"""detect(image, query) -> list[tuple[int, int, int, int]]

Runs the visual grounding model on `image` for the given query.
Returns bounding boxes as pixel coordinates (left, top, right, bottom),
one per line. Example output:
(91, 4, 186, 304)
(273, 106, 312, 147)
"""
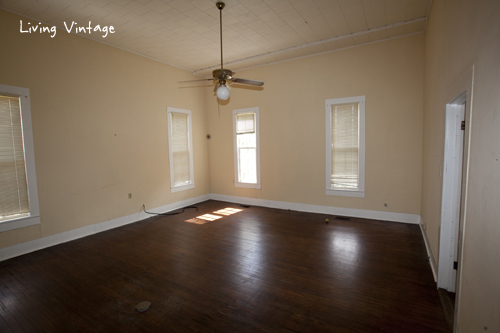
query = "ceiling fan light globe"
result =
(217, 85, 230, 100)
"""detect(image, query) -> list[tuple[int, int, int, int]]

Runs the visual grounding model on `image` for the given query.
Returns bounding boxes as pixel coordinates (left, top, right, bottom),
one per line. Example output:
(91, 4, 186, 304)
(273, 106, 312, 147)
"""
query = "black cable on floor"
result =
(142, 204, 198, 216)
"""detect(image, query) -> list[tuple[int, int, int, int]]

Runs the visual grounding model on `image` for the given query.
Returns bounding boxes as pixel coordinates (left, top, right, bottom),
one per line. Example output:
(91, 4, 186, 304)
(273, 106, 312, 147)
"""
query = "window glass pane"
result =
(239, 147, 257, 183)
(331, 103, 359, 189)
(0, 95, 30, 220)
(237, 132, 256, 148)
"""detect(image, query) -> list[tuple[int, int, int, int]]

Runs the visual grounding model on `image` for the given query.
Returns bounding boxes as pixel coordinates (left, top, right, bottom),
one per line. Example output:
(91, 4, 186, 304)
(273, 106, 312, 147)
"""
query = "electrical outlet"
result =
(128, 193, 132, 199)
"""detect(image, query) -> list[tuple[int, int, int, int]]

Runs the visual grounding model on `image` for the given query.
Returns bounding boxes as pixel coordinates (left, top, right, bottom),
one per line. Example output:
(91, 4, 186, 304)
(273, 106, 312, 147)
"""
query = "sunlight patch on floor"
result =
(213, 208, 243, 216)
(185, 207, 243, 224)
(185, 218, 209, 224)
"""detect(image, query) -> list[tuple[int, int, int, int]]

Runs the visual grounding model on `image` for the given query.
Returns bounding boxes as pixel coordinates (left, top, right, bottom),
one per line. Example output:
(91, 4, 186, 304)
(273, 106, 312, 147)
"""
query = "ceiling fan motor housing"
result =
(213, 69, 233, 80)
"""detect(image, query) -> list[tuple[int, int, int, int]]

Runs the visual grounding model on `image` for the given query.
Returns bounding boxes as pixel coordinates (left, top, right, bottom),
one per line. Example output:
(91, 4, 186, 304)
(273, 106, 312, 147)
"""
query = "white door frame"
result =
(437, 65, 474, 333)
(438, 92, 466, 292)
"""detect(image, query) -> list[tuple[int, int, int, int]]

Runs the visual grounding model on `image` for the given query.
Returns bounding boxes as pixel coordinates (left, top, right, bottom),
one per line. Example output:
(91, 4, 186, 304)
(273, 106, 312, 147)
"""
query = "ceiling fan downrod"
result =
(216, 2, 225, 70)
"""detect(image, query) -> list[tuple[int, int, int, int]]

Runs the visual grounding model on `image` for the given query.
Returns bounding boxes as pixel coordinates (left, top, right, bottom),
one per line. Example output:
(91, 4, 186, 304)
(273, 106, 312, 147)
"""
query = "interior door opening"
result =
(438, 93, 466, 292)
(437, 92, 468, 330)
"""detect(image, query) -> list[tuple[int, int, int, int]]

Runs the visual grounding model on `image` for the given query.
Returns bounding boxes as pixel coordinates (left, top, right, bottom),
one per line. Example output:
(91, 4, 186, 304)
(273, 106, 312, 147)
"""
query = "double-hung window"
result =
(167, 107, 194, 192)
(233, 107, 260, 189)
(326, 96, 365, 197)
(0, 84, 40, 232)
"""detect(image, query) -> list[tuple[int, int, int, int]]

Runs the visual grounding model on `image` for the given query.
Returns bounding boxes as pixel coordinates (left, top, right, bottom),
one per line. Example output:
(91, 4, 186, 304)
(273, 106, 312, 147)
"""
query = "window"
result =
(167, 107, 194, 192)
(326, 96, 365, 197)
(0, 84, 40, 232)
(233, 107, 260, 189)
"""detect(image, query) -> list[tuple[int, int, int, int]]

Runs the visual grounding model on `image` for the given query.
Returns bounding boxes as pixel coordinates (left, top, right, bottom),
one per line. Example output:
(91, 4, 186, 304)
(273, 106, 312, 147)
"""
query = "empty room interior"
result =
(0, 0, 499, 331)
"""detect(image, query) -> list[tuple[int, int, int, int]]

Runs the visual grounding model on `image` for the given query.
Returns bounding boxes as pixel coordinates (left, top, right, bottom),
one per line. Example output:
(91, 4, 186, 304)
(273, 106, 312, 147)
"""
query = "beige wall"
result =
(422, 0, 500, 331)
(0, 10, 210, 249)
(207, 34, 424, 215)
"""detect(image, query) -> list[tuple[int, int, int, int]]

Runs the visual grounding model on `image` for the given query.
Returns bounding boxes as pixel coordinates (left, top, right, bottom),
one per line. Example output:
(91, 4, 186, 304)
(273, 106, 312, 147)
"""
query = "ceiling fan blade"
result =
(213, 82, 220, 92)
(231, 78, 264, 86)
(179, 79, 213, 83)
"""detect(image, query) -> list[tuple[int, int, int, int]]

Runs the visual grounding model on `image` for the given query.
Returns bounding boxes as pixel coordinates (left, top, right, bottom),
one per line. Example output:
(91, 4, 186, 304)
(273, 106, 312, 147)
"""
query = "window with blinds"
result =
(236, 113, 257, 183)
(326, 96, 365, 197)
(0, 95, 30, 222)
(233, 107, 260, 189)
(167, 108, 194, 192)
(331, 103, 359, 189)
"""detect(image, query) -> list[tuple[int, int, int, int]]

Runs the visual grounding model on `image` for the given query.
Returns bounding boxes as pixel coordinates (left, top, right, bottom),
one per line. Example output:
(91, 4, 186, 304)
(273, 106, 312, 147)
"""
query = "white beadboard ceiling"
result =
(1, 0, 432, 77)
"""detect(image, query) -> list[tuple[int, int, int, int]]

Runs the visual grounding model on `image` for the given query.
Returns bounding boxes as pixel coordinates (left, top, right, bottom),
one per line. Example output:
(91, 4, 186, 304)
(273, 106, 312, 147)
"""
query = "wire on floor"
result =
(142, 204, 198, 216)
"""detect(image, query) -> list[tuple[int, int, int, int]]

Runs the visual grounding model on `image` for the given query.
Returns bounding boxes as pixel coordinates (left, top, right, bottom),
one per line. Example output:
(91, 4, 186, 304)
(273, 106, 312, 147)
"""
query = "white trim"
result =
(235, 183, 261, 189)
(170, 183, 195, 193)
(209, 193, 419, 224)
(325, 189, 364, 197)
(0, 193, 425, 262)
(0, 215, 40, 233)
(419, 216, 438, 282)
(167, 107, 195, 193)
(0, 84, 40, 232)
(232, 107, 261, 189)
(423, 0, 434, 32)
(453, 66, 475, 332)
(0, 194, 210, 261)
(197, 32, 423, 78)
(194, 18, 426, 75)
(325, 96, 365, 198)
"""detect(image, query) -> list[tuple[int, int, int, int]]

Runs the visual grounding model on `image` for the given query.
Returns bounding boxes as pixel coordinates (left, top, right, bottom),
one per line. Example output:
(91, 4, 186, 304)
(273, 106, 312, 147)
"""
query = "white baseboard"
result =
(209, 193, 420, 224)
(0, 194, 210, 262)
(0, 193, 424, 262)
(419, 216, 438, 282)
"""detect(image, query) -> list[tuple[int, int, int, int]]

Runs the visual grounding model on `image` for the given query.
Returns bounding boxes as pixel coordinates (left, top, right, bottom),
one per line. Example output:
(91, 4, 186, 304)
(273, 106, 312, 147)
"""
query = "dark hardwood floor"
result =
(0, 200, 449, 332)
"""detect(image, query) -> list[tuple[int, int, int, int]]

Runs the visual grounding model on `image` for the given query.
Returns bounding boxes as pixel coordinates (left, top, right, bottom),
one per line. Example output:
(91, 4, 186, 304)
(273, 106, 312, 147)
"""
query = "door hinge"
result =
(453, 261, 458, 270)
(461, 121, 465, 130)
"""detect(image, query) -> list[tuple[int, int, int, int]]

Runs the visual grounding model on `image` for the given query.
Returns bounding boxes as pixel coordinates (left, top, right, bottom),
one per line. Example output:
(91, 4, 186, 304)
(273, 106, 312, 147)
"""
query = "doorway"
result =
(438, 92, 469, 330)
(438, 92, 466, 293)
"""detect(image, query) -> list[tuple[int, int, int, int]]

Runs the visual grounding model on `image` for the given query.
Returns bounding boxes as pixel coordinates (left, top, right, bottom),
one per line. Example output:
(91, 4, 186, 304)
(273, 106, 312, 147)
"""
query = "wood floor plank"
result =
(0, 200, 449, 332)
(0, 272, 61, 332)
(0, 289, 36, 333)
(0, 298, 24, 333)
(4, 263, 91, 332)
(0, 313, 14, 333)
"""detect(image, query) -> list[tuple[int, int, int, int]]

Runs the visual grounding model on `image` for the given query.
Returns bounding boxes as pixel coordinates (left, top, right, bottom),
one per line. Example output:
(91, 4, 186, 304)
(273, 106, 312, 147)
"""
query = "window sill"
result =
(235, 182, 261, 189)
(171, 183, 195, 193)
(326, 189, 364, 198)
(0, 215, 41, 232)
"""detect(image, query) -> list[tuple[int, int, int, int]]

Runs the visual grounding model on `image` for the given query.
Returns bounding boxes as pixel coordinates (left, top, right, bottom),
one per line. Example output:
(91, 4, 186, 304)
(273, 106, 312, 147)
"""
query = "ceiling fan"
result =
(179, 1, 264, 100)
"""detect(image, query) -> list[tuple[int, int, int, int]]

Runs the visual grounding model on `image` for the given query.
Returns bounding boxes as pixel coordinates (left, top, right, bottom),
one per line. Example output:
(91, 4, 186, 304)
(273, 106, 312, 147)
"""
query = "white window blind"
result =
(236, 113, 255, 134)
(171, 112, 190, 187)
(331, 103, 359, 189)
(0, 95, 30, 221)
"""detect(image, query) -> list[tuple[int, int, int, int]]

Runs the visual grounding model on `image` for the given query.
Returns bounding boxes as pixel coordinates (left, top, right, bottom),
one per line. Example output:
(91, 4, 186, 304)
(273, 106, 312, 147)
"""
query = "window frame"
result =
(232, 107, 261, 189)
(167, 107, 195, 193)
(325, 96, 365, 198)
(0, 84, 40, 232)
